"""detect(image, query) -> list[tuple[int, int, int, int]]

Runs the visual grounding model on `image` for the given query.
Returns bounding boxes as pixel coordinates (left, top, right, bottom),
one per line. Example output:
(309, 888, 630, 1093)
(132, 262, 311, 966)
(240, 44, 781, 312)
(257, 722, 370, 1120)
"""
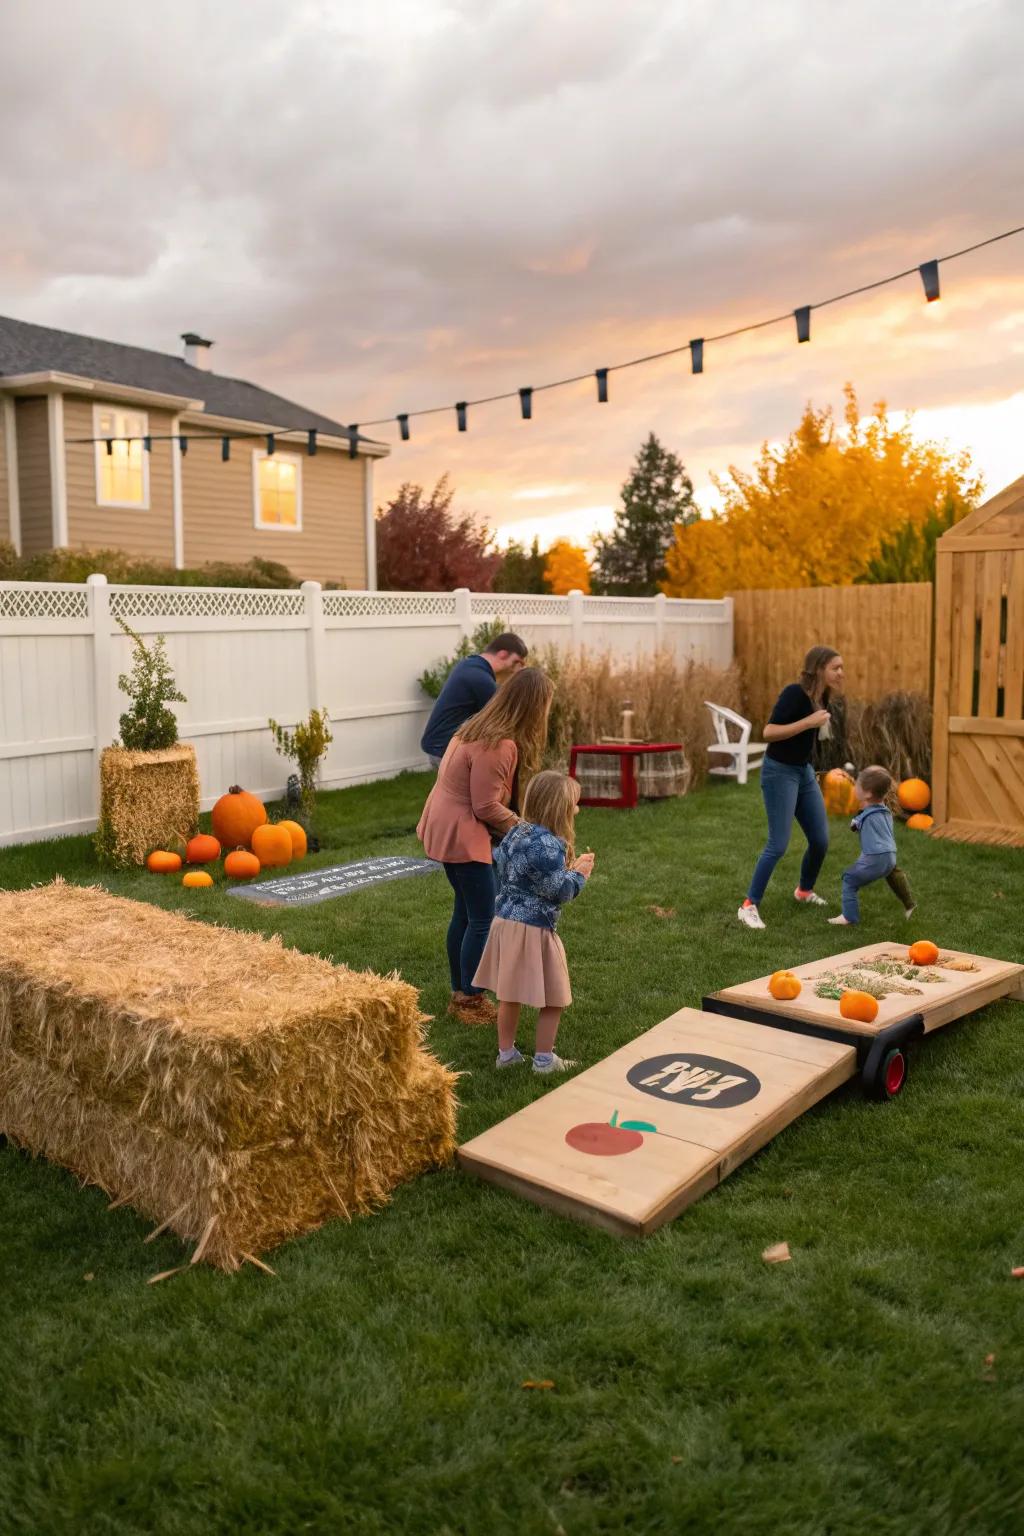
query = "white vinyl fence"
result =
(0, 580, 733, 846)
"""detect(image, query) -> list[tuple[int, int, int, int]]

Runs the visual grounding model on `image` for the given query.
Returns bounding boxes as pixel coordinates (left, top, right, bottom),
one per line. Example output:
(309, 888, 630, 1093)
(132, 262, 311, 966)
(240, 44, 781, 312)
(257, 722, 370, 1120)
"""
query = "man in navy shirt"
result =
(421, 633, 529, 766)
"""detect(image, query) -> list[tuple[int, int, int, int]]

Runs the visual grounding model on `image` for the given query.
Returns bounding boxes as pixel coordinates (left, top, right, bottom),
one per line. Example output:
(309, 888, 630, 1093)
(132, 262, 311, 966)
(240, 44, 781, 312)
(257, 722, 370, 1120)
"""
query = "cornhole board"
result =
(458, 1007, 856, 1237)
(703, 942, 1024, 1097)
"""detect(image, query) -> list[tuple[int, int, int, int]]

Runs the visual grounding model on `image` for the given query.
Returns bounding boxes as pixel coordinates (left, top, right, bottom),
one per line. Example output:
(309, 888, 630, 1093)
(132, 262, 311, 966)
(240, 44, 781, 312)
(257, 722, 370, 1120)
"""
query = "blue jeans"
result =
(842, 852, 896, 923)
(443, 860, 497, 994)
(748, 758, 829, 905)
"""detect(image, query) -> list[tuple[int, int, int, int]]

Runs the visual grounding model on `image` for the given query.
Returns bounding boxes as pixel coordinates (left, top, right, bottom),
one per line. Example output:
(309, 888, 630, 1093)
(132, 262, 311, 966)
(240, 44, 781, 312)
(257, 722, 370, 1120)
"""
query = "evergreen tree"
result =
(593, 433, 697, 595)
(856, 495, 959, 584)
(493, 537, 549, 593)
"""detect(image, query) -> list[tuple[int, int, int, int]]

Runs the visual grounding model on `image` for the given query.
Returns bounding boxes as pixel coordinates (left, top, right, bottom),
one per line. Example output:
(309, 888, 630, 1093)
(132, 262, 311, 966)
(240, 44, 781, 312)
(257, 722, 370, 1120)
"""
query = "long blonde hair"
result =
(456, 665, 553, 782)
(521, 770, 580, 861)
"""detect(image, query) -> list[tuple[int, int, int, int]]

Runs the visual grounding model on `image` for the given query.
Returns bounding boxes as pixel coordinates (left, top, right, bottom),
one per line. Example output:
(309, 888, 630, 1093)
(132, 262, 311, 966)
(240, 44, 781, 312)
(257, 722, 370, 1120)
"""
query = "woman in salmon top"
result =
(417, 666, 554, 1025)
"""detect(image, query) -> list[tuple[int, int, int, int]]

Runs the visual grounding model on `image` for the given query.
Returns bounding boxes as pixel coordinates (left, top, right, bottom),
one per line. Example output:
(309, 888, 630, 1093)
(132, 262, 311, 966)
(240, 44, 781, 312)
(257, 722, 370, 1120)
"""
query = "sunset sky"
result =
(3, 0, 1022, 552)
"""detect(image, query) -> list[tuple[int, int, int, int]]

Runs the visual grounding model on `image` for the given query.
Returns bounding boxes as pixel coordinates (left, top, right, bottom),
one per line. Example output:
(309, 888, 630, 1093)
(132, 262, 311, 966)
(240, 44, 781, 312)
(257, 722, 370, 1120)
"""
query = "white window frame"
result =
(252, 449, 303, 532)
(93, 404, 150, 510)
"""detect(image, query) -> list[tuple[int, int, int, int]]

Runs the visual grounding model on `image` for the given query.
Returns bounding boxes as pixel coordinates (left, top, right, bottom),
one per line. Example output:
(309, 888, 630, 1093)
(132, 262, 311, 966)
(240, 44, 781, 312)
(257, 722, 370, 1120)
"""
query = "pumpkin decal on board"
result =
(211, 786, 267, 850)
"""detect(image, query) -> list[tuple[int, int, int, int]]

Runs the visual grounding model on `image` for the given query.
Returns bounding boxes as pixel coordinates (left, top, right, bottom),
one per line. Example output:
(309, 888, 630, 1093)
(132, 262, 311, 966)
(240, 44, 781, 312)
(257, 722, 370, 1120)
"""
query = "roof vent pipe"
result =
(181, 332, 214, 370)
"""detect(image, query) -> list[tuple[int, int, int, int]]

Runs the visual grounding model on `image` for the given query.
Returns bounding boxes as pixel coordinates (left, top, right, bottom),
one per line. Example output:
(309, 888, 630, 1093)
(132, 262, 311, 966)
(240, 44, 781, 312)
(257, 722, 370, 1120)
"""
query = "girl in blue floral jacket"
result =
(473, 769, 594, 1074)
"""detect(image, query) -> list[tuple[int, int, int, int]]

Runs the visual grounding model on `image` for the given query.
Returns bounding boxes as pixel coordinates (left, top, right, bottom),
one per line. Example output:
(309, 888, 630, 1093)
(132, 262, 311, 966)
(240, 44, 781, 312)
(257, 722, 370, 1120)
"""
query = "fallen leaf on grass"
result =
(762, 1242, 791, 1264)
(147, 1267, 186, 1286)
(1012, 1267, 1024, 1279)
(648, 906, 676, 919)
(671, 1456, 683, 1465)
(982, 1353, 996, 1382)
(521, 1380, 555, 1391)
(83, 1273, 94, 1282)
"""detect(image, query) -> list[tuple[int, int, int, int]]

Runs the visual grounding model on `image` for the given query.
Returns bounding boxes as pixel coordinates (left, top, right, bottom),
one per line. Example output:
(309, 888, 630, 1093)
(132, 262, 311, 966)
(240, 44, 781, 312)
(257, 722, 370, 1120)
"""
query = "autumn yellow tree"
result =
(662, 385, 982, 597)
(544, 539, 592, 594)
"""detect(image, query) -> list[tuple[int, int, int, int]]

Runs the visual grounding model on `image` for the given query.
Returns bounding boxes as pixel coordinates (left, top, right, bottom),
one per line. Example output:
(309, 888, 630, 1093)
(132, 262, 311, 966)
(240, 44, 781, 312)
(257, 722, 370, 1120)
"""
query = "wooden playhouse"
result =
(931, 475, 1024, 847)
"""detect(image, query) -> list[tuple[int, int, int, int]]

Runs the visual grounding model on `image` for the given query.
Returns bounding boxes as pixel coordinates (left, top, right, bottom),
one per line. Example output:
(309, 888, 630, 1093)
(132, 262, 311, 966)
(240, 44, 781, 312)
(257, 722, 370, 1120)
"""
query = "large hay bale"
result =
(0, 883, 457, 1269)
(96, 745, 200, 868)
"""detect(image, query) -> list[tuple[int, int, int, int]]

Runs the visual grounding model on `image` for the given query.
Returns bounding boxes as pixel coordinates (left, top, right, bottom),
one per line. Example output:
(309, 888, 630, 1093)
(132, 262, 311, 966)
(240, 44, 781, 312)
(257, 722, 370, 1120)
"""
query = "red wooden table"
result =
(569, 742, 684, 809)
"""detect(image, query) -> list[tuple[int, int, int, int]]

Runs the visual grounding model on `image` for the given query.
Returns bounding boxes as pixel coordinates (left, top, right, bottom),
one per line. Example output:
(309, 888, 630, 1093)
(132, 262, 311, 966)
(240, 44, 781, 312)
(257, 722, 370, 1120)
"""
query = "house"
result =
(0, 315, 389, 587)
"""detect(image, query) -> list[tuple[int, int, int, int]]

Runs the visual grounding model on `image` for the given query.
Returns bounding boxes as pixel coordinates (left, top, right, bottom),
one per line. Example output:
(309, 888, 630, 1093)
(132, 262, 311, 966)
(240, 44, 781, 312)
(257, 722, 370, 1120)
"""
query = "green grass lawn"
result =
(2, 774, 1023, 1536)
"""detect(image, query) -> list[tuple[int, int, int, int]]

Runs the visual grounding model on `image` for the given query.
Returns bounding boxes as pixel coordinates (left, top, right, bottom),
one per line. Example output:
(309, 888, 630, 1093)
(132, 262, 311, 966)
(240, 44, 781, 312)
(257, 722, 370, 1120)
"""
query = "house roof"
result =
(0, 314, 381, 446)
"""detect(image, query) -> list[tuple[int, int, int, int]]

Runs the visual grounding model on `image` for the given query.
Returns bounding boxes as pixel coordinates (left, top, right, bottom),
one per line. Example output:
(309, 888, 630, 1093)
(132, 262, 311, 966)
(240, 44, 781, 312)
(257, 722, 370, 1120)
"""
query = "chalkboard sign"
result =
(226, 855, 443, 908)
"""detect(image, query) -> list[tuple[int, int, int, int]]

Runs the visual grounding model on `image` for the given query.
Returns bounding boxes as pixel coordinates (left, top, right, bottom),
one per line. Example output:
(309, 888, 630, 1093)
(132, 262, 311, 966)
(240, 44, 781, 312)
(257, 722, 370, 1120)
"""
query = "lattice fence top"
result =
(583, 597, 657, 619)
(0, 584, 90, 622)
(323, 592, 458, 619)
(108, 587, 307, 620)
(470, 594, 570, 619)
(664, 600, 729, 622)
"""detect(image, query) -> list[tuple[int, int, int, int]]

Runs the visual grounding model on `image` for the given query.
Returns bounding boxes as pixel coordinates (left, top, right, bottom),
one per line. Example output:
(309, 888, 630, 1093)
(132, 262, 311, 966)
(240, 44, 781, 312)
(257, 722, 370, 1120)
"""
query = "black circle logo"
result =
(626, 1053, 761, 1109)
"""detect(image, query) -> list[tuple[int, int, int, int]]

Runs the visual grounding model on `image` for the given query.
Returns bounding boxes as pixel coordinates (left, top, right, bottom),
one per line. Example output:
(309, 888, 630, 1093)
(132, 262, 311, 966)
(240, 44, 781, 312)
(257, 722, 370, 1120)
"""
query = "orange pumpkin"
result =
(908, 940, 940, 967)
(186, 833, 221, 864)
(146, 850, 182, 874)
(897, 778, 931, 813)
(211, 786, 267, 850)
(839, 990, 879, 1024)
(768, 970, 802, 1001)
(182, 870, 214, 889)
(906, 813, 934, 830)
(251, 823, 293, 868)
(278, 819, 307, 859)
(224, 849, 261, 880)
(822, 768, 859, 817)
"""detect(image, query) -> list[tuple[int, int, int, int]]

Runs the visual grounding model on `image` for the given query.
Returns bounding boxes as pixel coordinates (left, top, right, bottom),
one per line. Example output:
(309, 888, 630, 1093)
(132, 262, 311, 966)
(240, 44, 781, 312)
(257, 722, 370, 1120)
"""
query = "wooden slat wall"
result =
(730, 582, 934, 728)
(932, 485, 1024, 841)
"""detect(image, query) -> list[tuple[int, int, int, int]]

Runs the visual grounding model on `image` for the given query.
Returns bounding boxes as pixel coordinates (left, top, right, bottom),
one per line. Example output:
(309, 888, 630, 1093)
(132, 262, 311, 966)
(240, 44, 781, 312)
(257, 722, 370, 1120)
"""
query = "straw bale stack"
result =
(96, 745, 200, 867)
(0, 882, 457, 1268)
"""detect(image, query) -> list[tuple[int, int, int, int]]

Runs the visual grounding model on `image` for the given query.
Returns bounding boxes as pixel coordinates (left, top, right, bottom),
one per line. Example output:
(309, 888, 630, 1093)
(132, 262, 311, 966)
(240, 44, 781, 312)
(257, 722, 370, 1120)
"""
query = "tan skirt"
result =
(473, 916, 572, 1010)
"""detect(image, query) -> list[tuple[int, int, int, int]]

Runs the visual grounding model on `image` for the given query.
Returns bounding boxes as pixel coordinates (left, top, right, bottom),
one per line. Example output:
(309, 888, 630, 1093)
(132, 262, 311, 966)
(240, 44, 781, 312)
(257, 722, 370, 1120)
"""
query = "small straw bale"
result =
(96, 744, 200, 867)
(0, 883, 457, 1269)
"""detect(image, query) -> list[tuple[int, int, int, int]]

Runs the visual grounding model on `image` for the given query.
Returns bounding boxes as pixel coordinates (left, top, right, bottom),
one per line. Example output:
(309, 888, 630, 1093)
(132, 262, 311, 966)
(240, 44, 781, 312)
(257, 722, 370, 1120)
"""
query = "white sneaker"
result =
(495, 1048, 526, 1069)
(904, 905, 917, 921)
(533, 1053, 577, 1075)
(794, 888, 828, 906)
(737, 903, 766, 930)
(828, 914, 854, 926)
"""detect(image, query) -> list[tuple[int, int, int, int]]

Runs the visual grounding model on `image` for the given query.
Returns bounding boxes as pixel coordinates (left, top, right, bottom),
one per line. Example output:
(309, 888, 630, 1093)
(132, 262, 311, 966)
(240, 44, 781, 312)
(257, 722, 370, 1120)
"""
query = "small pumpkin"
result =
(839, 990, 880, 1024)
(278, 819, 308, 859)
(211, 785, 267, 850)
(822, 768, 859, 818)
(186, 832, 222, 864)
(146, 850, 182, 874)
(908, 940, 940, 967)
(224, 849, 261, 880)
(251, 822, 293, 868)
(768, 970, 802, 1001)
(182, 870, 214, 889)
(906, 813, 934, 830)
(897, 777, 931, 813)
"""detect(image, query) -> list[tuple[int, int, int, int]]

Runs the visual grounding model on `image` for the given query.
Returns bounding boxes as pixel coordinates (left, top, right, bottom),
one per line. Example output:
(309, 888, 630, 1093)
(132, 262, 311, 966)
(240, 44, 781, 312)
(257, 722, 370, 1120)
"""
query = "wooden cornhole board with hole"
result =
(458, 1008, 856, 1237)
(704, 942, 1024, 1098)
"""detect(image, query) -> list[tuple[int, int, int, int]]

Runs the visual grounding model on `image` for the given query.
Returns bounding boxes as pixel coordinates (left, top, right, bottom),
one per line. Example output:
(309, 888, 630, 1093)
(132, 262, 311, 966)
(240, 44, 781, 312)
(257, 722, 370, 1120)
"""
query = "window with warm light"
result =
(253, 451, 302, 530)
(94, 406, 149, 507)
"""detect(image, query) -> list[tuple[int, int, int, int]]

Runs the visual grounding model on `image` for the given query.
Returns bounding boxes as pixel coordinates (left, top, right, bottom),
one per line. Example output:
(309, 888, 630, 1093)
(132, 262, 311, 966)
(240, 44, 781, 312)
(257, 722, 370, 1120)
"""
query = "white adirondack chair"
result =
(705, 702, 766, 786)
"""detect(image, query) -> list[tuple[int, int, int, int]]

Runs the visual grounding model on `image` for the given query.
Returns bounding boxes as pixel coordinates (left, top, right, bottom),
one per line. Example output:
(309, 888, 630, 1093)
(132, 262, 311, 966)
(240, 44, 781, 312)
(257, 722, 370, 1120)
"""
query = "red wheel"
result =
(882, 1048, 907, 1098)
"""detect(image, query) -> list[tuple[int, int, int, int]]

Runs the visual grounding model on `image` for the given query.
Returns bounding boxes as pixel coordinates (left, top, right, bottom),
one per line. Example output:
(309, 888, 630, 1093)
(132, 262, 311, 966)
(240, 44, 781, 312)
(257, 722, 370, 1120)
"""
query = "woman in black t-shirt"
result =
(738, 645, 845, 930)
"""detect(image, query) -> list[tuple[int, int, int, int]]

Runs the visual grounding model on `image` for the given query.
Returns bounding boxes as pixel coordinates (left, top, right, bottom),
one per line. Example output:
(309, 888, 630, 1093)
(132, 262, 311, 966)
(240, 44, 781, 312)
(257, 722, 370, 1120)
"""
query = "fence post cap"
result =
(86, 573, 108, 586)
(300, 579, 322, 593)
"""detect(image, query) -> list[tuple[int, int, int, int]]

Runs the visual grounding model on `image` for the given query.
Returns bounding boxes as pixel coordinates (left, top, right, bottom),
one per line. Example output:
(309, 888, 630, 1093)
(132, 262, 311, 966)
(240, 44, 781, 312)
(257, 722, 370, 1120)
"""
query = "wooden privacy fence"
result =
(730, 583, 934, 727)
(932, 476, 1024, 846)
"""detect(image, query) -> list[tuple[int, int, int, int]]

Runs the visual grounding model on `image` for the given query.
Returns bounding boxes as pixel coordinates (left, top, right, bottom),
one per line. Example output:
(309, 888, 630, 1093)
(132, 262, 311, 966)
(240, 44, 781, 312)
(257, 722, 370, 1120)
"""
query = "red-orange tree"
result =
(375, 477, 501, 591)
(662, 386, 982, 597)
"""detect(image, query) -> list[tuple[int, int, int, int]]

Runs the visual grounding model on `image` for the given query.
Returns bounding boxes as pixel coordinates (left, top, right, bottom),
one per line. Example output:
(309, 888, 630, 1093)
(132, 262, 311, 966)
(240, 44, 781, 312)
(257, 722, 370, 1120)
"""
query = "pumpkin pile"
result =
(144, 785, 308, 887)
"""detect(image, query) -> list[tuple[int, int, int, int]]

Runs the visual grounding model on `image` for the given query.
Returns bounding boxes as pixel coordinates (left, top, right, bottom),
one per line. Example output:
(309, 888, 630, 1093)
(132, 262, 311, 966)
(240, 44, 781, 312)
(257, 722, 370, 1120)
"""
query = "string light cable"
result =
(62, 220, 1024, 453)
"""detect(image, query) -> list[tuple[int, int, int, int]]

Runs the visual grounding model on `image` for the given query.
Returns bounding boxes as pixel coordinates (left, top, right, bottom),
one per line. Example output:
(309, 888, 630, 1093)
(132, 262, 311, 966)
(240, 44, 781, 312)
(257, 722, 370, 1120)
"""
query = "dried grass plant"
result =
(537, 648, 744, 787)
(849, 691, 933, 784)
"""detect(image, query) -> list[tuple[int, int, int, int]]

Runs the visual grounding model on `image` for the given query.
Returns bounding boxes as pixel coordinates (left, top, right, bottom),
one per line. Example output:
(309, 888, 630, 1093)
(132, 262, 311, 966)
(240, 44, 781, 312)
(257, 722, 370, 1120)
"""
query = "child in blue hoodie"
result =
(829, 765, 915, 925)
(473, 769, 593, 1074)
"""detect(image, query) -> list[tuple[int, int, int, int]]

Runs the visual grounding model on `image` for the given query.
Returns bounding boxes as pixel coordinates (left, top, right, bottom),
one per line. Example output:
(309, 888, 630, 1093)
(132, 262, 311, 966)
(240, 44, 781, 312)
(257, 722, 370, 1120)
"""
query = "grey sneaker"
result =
(533, 1052, 577, 1075)
(737, 903, 766, 931)
(794, 888, 828, 906)
(495, 1048, 526, 1069)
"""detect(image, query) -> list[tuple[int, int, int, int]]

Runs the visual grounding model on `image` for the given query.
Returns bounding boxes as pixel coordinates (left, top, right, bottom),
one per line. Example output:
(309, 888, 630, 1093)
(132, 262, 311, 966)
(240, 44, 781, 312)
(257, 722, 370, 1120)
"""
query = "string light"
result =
(221, 437, 231, 462)
(60, 222, 1024, 455)
(266, 433, 275, 455)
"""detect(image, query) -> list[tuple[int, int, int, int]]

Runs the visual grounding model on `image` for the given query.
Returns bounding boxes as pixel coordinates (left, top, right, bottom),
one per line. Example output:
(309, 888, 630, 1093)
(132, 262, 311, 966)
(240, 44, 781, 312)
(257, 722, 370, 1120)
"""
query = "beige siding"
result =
(0, 398, 8, 545)
(62, 396, 176, 561)
(15, 398, 53, 556)
(180, 435, 367, 585)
